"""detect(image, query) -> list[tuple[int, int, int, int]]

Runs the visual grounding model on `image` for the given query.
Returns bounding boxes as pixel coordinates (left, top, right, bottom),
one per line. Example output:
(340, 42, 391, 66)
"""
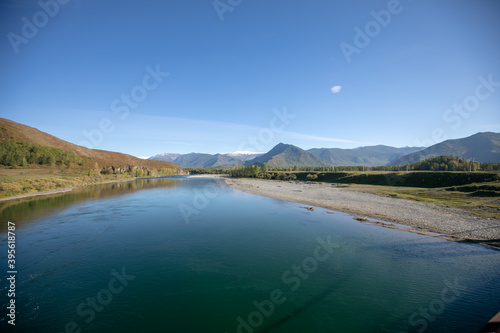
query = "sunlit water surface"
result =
(1, 177, 499, 332)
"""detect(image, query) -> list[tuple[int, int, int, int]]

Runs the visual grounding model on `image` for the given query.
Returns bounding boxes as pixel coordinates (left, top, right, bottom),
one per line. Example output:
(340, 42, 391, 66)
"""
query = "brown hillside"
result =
(0, 118, 183, 171)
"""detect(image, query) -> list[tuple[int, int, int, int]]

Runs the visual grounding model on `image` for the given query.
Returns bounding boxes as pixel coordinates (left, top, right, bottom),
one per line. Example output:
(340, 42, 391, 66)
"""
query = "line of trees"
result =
(187, 165, 367, 174)
(188, 156, 500, 176)
(187, 167, 230, 175)
(478, 162, 500, 171)
(228, 164, 300, 180)
(97, 164, 178, 177)
(268, 166, 335, 172)
(257, 157, 499, 172)
(404, 156, 479, 171)
(373, 156, 499, 171)
(229, 165, 267, 178)
(0, 140, 77, 167)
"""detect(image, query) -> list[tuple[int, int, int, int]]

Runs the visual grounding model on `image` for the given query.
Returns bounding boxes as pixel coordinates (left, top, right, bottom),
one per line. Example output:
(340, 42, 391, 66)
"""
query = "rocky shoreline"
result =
(211, 176, 500, 247)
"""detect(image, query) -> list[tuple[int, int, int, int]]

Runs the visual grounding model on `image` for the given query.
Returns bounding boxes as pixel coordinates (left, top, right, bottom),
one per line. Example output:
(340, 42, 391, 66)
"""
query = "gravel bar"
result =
(216, 176, 500, 247)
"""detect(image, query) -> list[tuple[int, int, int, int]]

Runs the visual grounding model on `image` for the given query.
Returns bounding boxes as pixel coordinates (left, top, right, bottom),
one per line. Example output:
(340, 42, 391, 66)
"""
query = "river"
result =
(0, 177, 499, 332)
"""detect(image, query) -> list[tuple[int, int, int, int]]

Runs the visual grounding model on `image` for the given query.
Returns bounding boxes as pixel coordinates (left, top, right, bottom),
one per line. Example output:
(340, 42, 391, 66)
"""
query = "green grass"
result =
(267, 170, 500, 219)
(289, 171, 500, 187)
(343, 182, 500, 219)
(0, 167, 142, 198)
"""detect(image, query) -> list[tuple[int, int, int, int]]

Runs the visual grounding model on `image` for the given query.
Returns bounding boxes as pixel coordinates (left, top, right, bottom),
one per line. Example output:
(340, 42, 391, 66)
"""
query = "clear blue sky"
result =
(1, 0, 499, 157)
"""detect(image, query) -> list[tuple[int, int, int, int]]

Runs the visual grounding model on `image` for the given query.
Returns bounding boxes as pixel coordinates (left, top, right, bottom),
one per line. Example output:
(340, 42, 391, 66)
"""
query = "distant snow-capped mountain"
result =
(222, 151, 265, 161)
(149, 151, 265, 167)
(148, 153, 182, 163)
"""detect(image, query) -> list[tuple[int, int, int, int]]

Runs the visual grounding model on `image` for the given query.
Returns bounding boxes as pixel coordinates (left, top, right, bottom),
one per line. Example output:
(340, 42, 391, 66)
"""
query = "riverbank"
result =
(197, 175, 500, 247)
(0, 165, 187, 200)
(0, 176, 143, 202)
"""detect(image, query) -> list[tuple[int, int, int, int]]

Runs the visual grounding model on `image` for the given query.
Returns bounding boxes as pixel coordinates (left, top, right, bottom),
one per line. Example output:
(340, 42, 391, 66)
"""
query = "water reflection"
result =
(0, 177, 498, 332)
(0, 178, 182, 230)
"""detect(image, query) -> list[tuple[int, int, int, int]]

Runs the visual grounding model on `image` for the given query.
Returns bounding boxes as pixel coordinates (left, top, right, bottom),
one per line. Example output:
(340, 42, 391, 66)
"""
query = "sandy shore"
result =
(0, 187, 75, 202)
(199, 175, 500, 247)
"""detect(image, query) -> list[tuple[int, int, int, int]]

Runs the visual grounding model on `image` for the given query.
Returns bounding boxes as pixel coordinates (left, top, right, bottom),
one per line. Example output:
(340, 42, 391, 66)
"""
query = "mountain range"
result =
(149, 151, 264, 168)
(150, 132, 500, 168)
(3, 118, 497, 170)
(390, 132, 500, 165)
(308, 145, 424, 166)
(245, 143, 329, 167)
(150, 144, 428, 168)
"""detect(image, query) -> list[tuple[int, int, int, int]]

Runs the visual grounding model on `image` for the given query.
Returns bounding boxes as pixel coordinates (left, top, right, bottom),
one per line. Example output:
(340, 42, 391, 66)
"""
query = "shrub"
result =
(306, 174, 318, 181)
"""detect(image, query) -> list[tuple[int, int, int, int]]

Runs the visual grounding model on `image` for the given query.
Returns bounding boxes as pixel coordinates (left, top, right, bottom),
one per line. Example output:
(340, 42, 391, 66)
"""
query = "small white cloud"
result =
(330, 85, 342, 94)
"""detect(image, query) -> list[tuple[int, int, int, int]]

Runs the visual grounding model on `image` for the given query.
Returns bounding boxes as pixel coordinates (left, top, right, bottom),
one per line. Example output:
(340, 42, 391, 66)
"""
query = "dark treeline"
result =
(229, 164, 300, 180)
(0, 139, 77, 167)
(226, 167, 500, 188)
(187, 165, 294, 180)
(187, 156, 500, 177)
(374, 156, 500, 172)
(187, 167, 229, 174)
(188, 165, 376, 174)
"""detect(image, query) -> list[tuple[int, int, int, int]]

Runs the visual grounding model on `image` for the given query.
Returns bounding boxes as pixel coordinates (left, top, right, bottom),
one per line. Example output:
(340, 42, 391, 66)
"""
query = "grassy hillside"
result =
(0, 118, 183, 172)
(0, 118, 185, 198)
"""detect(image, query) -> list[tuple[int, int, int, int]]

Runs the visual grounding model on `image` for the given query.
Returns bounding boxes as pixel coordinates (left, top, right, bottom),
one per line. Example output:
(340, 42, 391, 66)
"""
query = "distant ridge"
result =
(151, 144, 424, 167)
(148, 153, 182, 163)
(224, 151, 265, 161)
(150, 151, 264, 167)
(308, 145, 424, 166)
(390, 132, 500, 165)
(148, 132, 499, 168)
(173, 153, 239, 168)
(245, 143, 329, 167)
